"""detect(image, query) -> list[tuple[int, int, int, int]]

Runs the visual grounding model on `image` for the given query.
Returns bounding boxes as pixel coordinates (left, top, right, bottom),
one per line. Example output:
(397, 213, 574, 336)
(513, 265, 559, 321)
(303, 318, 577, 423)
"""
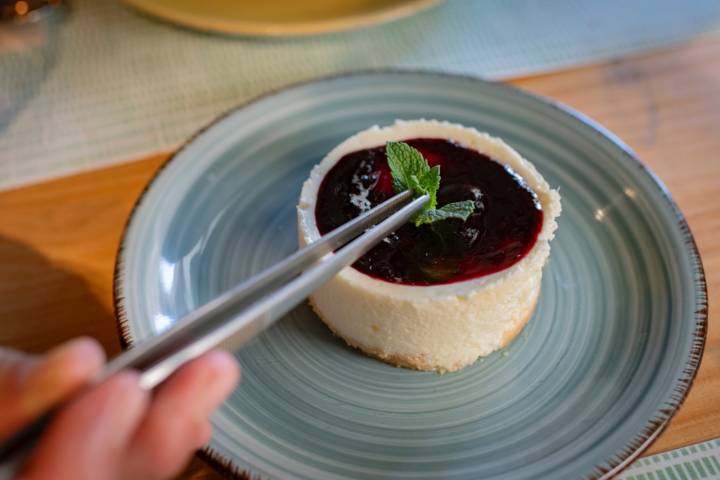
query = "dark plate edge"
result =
(111, 69, 709, 480)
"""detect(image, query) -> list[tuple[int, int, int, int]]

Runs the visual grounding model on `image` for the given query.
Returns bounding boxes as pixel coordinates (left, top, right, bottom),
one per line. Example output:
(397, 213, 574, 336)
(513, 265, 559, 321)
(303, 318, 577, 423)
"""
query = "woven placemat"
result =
(620, 439, 720, 479)
(1, 0, 719, 189)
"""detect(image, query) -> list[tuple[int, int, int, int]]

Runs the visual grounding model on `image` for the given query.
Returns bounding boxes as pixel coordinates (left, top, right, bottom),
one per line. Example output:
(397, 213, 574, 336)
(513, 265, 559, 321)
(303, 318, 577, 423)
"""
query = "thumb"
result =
(0, 337, 105, 439)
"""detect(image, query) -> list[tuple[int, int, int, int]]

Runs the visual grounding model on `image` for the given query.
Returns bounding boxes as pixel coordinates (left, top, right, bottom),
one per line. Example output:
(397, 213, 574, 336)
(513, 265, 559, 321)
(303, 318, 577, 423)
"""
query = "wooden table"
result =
(1, 37, 718, 479)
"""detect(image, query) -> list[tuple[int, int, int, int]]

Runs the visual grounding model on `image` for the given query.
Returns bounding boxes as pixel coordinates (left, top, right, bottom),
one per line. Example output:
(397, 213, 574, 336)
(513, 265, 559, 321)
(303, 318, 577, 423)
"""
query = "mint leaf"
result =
(386, 142, 439, 209)
(386, 141, 429, 193)
(436, 200, 476, 218)
(385, 141, 475, 227)
(413, 200, 476, 227)
(421, 165, 440, 210)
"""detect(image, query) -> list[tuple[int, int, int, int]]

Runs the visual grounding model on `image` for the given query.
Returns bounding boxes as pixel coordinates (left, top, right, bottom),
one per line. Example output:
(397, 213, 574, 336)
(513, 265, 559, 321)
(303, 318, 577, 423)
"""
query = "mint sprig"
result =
(385, 141, 475, 227)
(414, 200, 476, 226)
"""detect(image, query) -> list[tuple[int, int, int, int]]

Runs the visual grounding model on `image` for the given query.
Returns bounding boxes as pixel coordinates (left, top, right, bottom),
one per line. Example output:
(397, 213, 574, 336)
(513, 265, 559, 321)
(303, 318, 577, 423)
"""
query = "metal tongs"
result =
(0, 190, 428, 478)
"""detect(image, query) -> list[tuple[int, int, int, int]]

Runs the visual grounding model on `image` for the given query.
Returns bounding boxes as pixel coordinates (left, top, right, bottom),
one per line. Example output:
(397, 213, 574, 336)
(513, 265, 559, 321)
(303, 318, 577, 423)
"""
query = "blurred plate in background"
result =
(123, 0, 442, 36)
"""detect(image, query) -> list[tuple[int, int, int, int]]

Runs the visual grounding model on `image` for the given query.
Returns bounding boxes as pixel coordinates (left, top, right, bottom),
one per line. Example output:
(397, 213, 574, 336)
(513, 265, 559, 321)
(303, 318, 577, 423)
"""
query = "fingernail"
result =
(22, 338, 106, 413)
(105, 371, 148, 412)
(44, 337, 106, 372)
(201, 351, 240, 410)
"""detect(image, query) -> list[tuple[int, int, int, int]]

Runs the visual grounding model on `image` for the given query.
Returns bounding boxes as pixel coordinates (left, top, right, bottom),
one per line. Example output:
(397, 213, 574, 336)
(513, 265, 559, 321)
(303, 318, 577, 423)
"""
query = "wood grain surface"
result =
(0, 37, 718, 478)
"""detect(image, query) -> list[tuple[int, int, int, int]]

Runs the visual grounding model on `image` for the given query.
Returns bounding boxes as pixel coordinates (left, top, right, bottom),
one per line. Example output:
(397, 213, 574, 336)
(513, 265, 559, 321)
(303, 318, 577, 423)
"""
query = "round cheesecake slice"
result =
(297, 120, 561, 372)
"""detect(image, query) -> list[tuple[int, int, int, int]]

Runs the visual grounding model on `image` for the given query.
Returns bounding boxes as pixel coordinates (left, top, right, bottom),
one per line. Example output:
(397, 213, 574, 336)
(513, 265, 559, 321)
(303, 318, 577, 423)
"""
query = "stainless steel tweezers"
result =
(0, 189, 428, 478)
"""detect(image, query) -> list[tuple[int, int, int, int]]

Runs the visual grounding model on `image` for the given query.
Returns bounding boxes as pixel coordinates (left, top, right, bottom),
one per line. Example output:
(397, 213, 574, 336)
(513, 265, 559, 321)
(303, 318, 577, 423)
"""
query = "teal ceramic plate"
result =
(114, 72, 707, 479)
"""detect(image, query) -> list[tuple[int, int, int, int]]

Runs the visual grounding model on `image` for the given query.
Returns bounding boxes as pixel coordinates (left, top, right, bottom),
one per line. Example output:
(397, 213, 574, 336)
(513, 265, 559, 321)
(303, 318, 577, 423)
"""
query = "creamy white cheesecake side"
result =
(297, 120, 561, 372)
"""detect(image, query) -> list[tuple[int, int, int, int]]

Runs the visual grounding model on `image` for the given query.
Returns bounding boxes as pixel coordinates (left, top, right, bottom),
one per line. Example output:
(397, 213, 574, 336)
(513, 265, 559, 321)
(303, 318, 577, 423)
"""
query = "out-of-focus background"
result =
(1, 0, 719, 189)
(1, 1, 719, 479)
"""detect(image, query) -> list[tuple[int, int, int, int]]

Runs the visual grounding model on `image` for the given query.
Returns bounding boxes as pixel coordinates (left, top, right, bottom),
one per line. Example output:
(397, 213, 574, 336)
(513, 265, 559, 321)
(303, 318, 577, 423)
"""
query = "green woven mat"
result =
(620, 439, 720, 480)
(1, 0, 719, 189)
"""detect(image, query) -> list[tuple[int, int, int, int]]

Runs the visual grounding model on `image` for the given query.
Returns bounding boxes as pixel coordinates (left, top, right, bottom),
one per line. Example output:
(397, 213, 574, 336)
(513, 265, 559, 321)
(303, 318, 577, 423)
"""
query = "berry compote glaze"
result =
(315, 138, 543, 286)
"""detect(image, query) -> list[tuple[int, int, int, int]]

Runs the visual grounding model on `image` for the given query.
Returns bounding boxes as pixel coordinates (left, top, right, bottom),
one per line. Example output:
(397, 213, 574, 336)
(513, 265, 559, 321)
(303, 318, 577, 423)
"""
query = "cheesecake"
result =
(297, 120, 561, 372)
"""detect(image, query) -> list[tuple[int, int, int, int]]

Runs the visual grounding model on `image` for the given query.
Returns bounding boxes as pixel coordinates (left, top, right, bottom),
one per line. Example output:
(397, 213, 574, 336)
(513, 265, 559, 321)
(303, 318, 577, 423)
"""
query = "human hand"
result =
(0, 337, 240, 480)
